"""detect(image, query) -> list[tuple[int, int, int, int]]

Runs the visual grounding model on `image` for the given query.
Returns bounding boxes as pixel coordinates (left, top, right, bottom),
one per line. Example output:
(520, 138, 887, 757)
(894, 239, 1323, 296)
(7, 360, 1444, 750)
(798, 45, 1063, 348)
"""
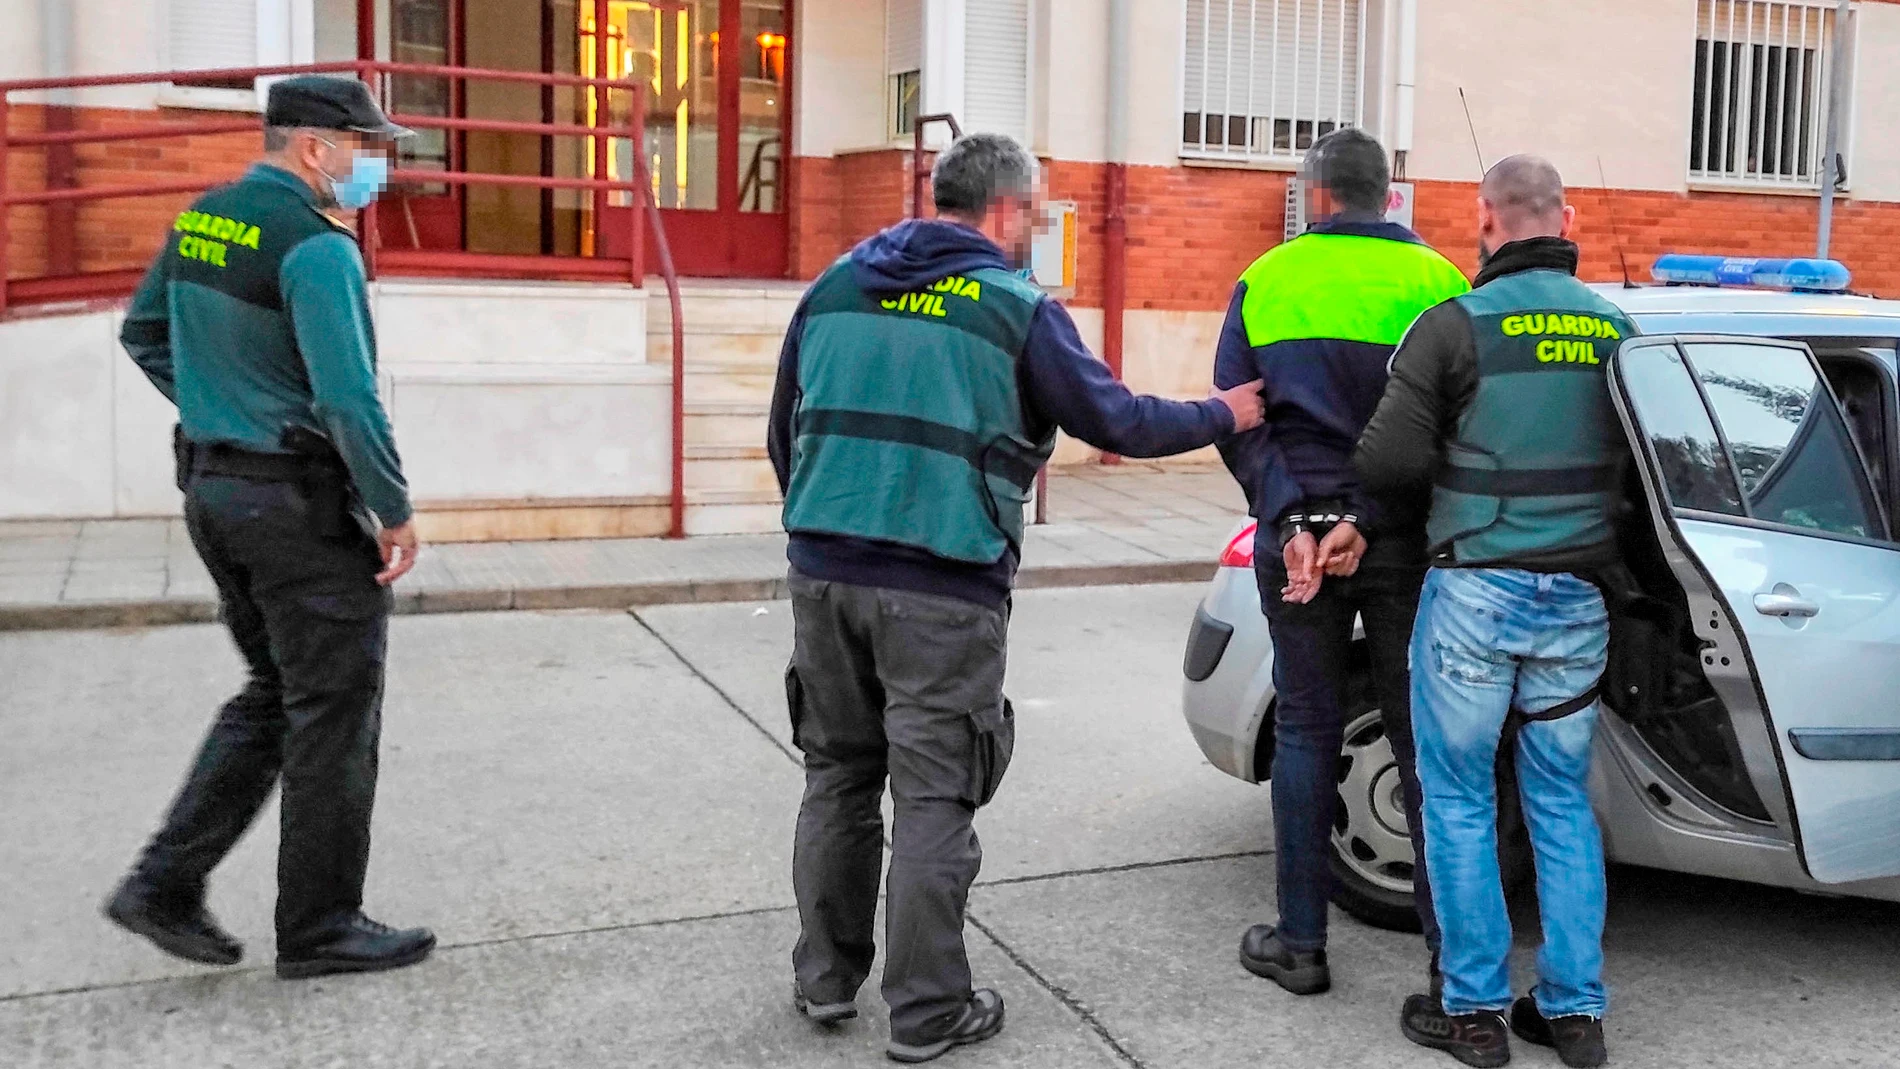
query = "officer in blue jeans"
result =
(1355, 156, 1633, 1069)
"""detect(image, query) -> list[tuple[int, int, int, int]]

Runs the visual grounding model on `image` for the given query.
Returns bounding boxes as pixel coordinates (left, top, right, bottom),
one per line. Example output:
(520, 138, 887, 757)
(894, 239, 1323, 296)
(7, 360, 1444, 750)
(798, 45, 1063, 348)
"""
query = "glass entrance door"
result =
(588, 0, 789, 277)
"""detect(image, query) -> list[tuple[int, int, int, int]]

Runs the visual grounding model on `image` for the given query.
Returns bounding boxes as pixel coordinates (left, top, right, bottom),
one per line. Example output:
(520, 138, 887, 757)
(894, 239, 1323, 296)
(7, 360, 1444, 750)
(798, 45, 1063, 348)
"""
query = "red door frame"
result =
(360, 0, 792, 277)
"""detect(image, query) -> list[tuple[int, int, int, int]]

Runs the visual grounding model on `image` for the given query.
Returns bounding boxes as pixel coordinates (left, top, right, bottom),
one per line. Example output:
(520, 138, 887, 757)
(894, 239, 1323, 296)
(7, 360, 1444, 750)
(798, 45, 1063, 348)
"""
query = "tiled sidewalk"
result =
(0, 464, 1248, 630)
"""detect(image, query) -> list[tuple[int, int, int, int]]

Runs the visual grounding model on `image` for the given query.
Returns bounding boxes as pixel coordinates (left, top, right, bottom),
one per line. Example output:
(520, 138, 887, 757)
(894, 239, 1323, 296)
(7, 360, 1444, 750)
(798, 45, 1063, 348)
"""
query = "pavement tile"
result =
(0, 911, 1123, 1069)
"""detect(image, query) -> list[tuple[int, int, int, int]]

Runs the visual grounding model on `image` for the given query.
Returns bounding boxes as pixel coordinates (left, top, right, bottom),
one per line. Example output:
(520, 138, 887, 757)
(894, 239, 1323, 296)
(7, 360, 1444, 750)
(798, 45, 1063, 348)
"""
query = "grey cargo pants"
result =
(787, 573, 1015, 1044)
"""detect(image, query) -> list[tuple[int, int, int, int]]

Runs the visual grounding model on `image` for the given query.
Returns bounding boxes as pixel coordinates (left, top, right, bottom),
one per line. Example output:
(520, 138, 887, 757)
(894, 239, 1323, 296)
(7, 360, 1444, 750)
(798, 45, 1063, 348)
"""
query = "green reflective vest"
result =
(1428, 270, 1636, 565)
(781, 261, 1054, 564)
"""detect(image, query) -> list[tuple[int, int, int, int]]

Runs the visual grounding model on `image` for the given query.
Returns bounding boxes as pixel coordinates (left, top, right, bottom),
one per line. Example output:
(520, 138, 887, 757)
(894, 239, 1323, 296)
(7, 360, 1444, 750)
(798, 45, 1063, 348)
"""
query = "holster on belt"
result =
(171, 424, 195, 491)
(279, 426, 352, 539)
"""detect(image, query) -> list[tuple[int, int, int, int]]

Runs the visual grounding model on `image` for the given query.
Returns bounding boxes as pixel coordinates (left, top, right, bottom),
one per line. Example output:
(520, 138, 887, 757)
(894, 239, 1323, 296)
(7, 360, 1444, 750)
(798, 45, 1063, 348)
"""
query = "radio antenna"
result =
(1458, 88, 1486, 177)
(1597, 155, 1635, 289)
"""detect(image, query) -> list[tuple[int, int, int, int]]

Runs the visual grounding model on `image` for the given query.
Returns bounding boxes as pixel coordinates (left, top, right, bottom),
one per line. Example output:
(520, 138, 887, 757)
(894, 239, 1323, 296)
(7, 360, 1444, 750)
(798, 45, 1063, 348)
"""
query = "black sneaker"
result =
(887, 988, 1006, 1063)
(793, 982, 858, 1026)
(103, 879, 243, 966)
(1401, 993, 1511, 1067)
(276, 913, 436, 980)
(1237, 924, 1331, 995)
(1511, 995, 1608, 1068)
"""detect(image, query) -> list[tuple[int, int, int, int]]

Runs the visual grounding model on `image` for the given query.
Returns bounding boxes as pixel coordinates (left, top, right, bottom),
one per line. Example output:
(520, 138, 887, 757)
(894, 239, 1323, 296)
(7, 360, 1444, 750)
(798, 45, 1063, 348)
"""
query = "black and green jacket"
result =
(1354, 237, 1634, 571)
(121, 163, 410, 526)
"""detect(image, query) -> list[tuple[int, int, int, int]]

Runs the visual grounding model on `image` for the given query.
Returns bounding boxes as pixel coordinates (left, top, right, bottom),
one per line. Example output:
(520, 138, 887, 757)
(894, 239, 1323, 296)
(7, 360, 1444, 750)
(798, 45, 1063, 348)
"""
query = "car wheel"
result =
(1327, 661, 1533, 934)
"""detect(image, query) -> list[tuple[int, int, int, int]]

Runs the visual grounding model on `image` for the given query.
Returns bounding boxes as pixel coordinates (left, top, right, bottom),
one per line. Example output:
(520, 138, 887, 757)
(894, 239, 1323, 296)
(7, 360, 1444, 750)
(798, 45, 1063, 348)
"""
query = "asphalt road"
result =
(2, 586, 1895, 1068)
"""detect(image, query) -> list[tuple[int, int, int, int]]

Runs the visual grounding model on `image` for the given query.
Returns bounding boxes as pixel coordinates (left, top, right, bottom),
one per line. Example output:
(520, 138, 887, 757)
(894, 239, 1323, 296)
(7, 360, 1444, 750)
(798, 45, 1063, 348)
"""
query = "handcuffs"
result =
(1276, 498, 1359, 550)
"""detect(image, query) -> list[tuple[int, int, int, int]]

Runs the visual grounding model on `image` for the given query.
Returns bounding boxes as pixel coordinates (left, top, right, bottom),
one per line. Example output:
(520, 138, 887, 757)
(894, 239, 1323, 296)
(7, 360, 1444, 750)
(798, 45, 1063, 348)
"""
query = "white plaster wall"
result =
(375, 281, 650, 365)
(0, 281, 675, 520)
(0, 0, 46, 84)
(795, 0, 889, 157)
(1407, 0, 1697, 191)
(1851, 2, 1900, 204)
(0, 311, 121, 518)
(1036, 0, 1179, 167)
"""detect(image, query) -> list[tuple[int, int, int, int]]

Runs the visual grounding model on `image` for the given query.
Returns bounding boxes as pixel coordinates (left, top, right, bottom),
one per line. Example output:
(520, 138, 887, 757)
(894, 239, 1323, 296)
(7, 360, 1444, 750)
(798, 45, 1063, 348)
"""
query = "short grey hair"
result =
(1304, 127, 1390, 214)
(264, 125, 306, 152)
(931, 133, 1038, 217)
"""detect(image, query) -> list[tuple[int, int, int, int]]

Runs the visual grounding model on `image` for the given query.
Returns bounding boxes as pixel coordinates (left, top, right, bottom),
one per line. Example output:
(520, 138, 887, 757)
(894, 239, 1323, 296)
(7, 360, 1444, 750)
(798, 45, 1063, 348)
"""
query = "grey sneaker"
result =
(887, 988, 1006, 1063)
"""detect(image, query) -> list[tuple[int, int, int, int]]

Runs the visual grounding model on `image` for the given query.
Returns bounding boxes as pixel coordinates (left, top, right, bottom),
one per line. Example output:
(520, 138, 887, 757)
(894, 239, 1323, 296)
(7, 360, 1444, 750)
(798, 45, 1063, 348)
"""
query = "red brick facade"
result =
(4, 104, 258, 283)
(10, 103, 1900, 309)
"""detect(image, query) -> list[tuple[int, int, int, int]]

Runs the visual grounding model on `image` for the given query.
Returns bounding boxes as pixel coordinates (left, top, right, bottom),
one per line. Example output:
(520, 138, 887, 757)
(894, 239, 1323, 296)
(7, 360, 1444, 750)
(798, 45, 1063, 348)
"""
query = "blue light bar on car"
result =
(1650, 253, 1852, 292)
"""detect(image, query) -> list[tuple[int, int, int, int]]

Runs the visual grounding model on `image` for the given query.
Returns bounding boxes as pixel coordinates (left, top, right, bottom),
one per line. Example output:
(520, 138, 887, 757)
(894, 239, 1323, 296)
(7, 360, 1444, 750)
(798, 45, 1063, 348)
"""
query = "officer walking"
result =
(105, 76, 434, 980)
(768, 132, 1264, 1063)
(1213, 128, 1469, 997)
(1357, 155, 1629, 1068)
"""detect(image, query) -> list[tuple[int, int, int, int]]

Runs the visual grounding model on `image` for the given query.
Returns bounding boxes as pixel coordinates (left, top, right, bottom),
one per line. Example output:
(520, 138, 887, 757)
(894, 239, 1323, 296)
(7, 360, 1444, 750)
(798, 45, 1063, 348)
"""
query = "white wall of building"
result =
(1851, 1, 1900, 203)
(794, 0, 888, 157)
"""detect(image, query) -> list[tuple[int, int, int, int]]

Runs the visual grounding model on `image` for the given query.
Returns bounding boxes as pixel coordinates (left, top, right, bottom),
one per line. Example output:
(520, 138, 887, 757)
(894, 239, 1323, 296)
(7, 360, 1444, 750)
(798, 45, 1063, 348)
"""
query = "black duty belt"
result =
(191, 444, 334, 483)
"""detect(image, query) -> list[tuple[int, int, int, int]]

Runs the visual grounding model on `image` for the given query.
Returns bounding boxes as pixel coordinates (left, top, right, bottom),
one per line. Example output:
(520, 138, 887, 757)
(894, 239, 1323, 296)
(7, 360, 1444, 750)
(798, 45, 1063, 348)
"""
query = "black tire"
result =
(1325, 654, 1533, 933)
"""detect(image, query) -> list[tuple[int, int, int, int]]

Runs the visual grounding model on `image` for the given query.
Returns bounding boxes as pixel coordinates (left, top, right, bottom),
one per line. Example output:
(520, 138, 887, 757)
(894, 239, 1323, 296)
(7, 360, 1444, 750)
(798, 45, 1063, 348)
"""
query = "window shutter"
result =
(963, 0, 1029, 143)
(888, 0, 923, 76)
(169, 0, 261, 74)
(1184, 0, 1364, 159)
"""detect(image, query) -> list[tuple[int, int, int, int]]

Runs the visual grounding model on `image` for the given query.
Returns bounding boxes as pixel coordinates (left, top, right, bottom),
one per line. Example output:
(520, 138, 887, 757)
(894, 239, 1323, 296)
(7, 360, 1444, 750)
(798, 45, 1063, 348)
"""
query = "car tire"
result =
(1326, 656, 1533, 934)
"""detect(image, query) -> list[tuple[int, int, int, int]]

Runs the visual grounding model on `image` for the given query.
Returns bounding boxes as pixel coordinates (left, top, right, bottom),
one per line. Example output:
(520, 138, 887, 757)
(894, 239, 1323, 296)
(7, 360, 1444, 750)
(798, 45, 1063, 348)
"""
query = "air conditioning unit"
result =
(1284, 179, 1416, 243)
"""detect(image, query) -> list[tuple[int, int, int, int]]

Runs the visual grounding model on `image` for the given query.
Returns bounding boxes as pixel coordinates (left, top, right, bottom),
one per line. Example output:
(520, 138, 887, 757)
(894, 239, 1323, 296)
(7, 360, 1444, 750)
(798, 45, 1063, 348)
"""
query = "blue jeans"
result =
(1412, 567, 1609, 1019)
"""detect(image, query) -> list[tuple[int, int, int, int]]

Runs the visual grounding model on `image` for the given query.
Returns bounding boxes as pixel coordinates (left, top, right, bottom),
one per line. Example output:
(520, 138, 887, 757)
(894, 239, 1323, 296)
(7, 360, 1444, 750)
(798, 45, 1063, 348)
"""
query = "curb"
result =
(0, 560, 1217, 633)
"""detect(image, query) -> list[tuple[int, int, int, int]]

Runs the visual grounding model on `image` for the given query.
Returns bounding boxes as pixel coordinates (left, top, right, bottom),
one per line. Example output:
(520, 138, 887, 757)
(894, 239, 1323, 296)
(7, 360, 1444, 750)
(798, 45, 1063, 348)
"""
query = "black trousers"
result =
(786, 573, 1014, 1046)
(1255, 560, 1440, 958)
(132, 472, 391, 949)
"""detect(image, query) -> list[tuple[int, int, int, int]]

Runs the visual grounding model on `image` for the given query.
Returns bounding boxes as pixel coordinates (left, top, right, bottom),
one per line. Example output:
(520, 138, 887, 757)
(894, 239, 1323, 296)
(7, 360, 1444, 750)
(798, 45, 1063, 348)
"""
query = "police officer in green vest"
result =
(104, 76, 435, 981)
(767, 132, 1263, 1062)
(1357, 156, 1631, 1069)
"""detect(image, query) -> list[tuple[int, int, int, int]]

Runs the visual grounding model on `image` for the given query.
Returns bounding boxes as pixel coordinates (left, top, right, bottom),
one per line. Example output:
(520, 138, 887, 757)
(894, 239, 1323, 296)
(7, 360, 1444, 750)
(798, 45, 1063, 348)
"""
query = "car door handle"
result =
(1754, 593, 1820, 618)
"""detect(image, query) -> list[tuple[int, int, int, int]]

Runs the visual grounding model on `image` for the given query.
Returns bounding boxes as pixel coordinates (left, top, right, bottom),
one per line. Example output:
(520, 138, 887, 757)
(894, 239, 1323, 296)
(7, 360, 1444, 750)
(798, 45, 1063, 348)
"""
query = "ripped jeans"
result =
(1411, 567, 1610, 1020)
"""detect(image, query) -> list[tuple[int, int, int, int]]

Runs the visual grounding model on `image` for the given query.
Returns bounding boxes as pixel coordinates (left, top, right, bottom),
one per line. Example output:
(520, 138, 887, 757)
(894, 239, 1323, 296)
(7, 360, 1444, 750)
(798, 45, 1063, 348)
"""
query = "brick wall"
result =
(788, 153, 1900, 307)
(4, 104, 259, 282)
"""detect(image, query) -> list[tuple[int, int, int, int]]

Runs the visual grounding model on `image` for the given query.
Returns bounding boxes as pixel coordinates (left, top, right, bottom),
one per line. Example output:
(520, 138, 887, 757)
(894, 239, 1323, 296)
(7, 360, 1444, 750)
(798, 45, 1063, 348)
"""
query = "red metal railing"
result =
(1, 61, 690, 538)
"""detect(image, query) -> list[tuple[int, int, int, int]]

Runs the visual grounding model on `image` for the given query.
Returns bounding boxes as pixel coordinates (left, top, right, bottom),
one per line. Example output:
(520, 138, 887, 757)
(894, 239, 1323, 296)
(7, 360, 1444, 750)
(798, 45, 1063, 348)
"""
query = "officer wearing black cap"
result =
(105, 75, 433, 980)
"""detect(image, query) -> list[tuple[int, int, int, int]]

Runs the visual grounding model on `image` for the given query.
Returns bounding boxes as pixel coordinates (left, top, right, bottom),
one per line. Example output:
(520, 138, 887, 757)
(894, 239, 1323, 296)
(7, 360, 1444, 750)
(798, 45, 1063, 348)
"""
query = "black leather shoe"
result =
(103, 879, 243, 966)
(1401, 993, 1512, 1067)
(1511, 995, 1607, 1068)
(887, 988, 1006, 1063)
(276, 913, 436, 980)
(1238, 924, 1331, 995)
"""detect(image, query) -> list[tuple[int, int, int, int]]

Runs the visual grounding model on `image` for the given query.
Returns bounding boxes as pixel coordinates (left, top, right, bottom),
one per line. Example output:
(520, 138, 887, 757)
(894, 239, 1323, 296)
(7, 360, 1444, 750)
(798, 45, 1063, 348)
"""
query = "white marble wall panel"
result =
(0, 311, 118, 518)
(375, 280, 650, 366)
(111, 309, 187, 517)
(385, 363, 673, 504)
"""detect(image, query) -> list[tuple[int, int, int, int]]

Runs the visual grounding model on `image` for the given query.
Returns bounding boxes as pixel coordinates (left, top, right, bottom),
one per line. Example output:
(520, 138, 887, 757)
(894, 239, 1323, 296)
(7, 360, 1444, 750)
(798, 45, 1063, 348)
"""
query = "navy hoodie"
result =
(767, 219, 1236, 607)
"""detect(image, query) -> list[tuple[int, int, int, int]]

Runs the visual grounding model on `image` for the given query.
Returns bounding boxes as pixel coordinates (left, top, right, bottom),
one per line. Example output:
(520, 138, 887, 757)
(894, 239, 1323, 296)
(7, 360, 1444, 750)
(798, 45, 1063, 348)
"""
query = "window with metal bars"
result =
(1690, 0, 1848, 189)
(1181, 0, 1366, 163)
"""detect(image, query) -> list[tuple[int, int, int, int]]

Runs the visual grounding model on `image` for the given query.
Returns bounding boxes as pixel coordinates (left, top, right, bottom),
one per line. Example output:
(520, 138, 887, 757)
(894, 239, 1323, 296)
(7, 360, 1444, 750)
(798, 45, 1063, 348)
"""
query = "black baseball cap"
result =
(265, 75, 412, 139)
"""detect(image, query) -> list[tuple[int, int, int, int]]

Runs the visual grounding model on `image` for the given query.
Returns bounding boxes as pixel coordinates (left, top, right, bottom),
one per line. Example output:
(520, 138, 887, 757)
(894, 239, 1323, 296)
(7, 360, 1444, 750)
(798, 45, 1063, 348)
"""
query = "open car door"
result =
(1610, 334, 1900, 883)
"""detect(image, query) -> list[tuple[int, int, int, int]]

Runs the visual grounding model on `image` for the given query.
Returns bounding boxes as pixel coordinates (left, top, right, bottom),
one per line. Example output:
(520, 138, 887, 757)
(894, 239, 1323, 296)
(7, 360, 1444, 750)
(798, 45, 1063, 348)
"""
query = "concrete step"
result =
(684, 449, 779, 494)
(648, 329, 785, 367)
(646, 285, 803, 335)
(682, 488, 784, 536)
(684, 402, 771, 448)
(683, 365, 777, 404)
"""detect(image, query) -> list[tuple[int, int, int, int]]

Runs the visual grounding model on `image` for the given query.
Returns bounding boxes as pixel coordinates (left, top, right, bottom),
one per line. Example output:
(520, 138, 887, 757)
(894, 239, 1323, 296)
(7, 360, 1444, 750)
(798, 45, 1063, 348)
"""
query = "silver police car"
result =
(1183, 263, 1900, 930)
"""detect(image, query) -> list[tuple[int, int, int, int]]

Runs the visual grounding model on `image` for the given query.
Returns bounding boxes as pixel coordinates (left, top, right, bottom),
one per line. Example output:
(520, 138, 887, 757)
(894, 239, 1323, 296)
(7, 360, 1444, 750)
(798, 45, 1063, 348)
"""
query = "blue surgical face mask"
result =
(317, 139, 391, 211)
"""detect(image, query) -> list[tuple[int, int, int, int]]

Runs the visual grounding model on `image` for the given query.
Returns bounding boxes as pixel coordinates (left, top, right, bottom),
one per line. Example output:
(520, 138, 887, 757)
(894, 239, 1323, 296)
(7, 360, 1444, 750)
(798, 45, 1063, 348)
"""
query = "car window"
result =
(1683, 341, 1884, 540)
(1619, 342, 1746, 516)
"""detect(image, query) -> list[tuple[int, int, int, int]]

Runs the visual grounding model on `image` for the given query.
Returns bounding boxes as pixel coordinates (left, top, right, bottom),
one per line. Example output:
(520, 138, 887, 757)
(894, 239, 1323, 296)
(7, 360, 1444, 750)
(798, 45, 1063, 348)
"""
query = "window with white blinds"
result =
(963, 0, 1029, 144)
(1691, 0, 1847, 189)
(1182, 0, 1366, 163)
(888, 0, 922, 137)
(168, 0, 261, 78)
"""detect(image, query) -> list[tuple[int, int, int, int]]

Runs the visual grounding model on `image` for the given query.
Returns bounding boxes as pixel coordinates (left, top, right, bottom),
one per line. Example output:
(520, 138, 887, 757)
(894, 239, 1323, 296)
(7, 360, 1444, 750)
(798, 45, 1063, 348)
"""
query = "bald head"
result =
(1476, 154, 1574, 257)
